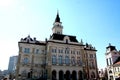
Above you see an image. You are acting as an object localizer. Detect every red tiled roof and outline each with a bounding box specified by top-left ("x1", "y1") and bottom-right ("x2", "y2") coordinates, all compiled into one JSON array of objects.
[{"x1": 114, "y1": 61, "x2": 120, "y2": 66}]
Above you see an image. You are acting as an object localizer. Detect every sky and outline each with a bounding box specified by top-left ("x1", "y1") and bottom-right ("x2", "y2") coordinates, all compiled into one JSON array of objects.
[{"x1": 0, "y1": 0, "x2": 120, "y2": 71}]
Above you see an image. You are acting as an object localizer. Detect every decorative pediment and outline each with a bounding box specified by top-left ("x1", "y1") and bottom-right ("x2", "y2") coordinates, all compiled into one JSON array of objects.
[{"x1": 64, "y1": 36, "x2": 70, "y2": 43}]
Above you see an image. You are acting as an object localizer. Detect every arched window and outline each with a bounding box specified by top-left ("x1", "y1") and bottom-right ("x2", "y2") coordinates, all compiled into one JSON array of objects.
[
  {"x1": 58, "y1": 56, "x2": 63, "y2": 65},
  {"x1": 52, "y1": 55, "x2": 56, "y2": 64},
  {"x1": 23, "y1": 57, "x2": 29, "y2": 64},
  {"x1": 65, "y1": 56, "x2": 69, "y2": 65},
  {"x1": 91, "y1": 72, "x2": 95, "y2": 78},
  {"x1": 109, "y1": 70, "x2": 112, "y2": 73}
]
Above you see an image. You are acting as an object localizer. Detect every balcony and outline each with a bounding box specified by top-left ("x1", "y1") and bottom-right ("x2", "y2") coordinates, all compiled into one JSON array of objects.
[{"x1": 51, "y1": 59, "x2": 83, "y2": 66}]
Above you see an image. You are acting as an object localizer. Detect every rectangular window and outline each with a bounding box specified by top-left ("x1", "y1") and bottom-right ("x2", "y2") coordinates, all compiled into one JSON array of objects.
[
  {"x1": 51, "y1": 48, "x2": 57, "y2": 53},
  {"x1": 52, "y1": 57, "x2": 56, "y2": 64},
  {"x1": 58, "y1": 49, "x2": 60, "y2": 53},
  {"x1": 76, "y1": 51, "x2": 80, "y2": 55},
  {"x1": 52, "y1": 49, "x2": 54, "y2": 53},
  {"x1": 90, "y1": 54, "x2": 93, "y2": 58},
  {"x1": 118, "y1": 68, "x2": 119, "y2": 72},
  {"x1": 24, "y1": 48, "x2": 30, "y2": 53},
  {"x1": 106, "y1": 59, "x2": 109, "y2": 66},
  {"x1": 35, "y1": 49, "x2": 39, "y2": 54},
  {"x1": 19, "y1": 47, "x2": 22, "y2": 52},
  {"x1": 42, "y1": 50, "x2": 44, "y2": 53},
  {"x1": 55, "y1": 49, "x2": 57, "y2": 53},
  {"x1": 109, "y1": 58, "x2": 112, "y2": 65},
  {"x1": 115, "y1": 67, "x2": 116, "y2": 72},
  {"x1": 61, "y1": 49, "x2": 63, "y2": 53}
]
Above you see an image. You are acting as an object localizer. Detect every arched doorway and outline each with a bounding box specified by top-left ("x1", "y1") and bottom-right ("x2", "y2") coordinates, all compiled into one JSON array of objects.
[
  {"x1": 27, "y1": 71, "x2": 32, "y2": 79},
  {"x1": 71, "y1": 70, "x2": 77, "y2": 80},
  {"x1": 91, "y1": 72, "x2": 95, "y2": 79},
  {"x1": 65, "y1": 70, "x2": 71, "y2": 80},
  {"x1": 59, "y1": 70, "x2": 64, "y2": 80},
  {"x1": 52, "y1": 70, "x2": 56, "y2": 80},
  {"x1": 78, "y1": 70, "x2": 83, "y2": 80}
]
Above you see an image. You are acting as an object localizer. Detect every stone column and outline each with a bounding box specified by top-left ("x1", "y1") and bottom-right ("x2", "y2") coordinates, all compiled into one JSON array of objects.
[
  {"x1": 56, "y1": 71, "x2": 59, "y2": 80},
  {"x1": 47, "y1": 66, "x2": 51, "y2": 80},
  {"x1": 77, "y1": 71, "x2": 78, "y2": 80}
]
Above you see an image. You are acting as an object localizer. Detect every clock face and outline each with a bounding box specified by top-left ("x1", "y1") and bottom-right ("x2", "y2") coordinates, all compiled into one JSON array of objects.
[{"x1": 107, "y1": 48, "x2": 110, "y2": 52}]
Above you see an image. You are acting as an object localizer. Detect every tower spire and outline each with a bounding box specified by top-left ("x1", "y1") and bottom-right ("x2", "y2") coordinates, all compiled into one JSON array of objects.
[{"x1": 55, "y1": 10, "x2": 60, "y2": 22}]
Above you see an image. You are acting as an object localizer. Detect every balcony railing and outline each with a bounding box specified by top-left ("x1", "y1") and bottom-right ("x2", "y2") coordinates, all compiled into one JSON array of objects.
[
  {"x1": 20, "y1": 62, "x2": 46, "y2": 67},
  {"x1": 52, "y1": 59, "x2": 83, "y2": 66},
  {"x1": 20, "y1": 59, "x2": 83, "y2": 67}
]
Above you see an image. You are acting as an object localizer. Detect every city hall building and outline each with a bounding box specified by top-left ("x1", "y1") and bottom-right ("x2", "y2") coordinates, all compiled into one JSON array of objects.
[{"x1": 16, "y1": 12, "x2": 98, "y2": 80}]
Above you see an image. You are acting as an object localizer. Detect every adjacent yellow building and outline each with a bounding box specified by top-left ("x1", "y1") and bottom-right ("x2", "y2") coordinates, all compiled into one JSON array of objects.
[{"x1": 113, "y1": 58, "x2": 120, "y2": 79}]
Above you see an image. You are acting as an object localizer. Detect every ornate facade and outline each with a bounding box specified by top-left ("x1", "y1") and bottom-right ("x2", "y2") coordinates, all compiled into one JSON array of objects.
[{"x1": 16, "y1": 12, "x2": 98, "y2": 80}]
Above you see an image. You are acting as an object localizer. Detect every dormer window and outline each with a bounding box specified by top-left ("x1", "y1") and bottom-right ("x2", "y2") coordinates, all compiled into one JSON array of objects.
[
  {"x1": 27, "y1": 39, "x2": 29, "y2": 43},
  {"x1": 66, "y1": 39, "x2": 68, "y2": 43},
  {"x1": 64, "y1": 36, "x2": 69, "y2": 43}
]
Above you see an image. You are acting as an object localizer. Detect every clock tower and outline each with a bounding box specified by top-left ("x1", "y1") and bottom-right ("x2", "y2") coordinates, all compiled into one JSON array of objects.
[
  {"x1": 105, "y1": 43, "x2": 120, "y2": 80},
  {"x1": 52, "y1": 12, "x2": 63, "y2": 34}
]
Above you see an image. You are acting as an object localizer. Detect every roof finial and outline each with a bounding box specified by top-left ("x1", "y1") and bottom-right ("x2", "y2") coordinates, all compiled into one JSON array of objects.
[
  {"x1": 57, "y1": 9, "x2": 59, "y2": 15},
  {"x1": 80, "y1": 39, "x2": 83, "y2": 44},
  {"x1": 28, "y1": 34, "x2": 30, "y2": 38},
  {"x1": 109, "y1": 43, "x2": 111, "y2": 46}
]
